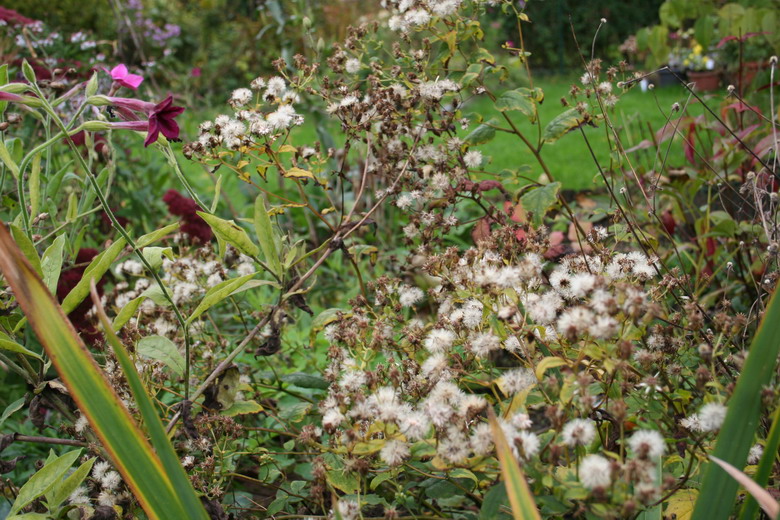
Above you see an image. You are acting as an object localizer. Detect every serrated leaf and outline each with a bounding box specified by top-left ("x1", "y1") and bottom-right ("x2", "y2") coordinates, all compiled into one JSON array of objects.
[
  {"x1": 197, "y1": 212, "x2": 260, "y2": 257},
  {"x1": 495, "y1": 90, "x2": 536, "y2": 122},
  {"x1": 327, "y1": 469, "x2": 360, "y2": 494},
  {"x1": 466, "y1": 119, "x2": 497, "y2": 145},
  {"x1": 520, "y1": 182, "x2": 561, "y2": 226},
  {"x1": 136, "y1": 336, "x2": 185, "y2": 377},
  {"x1": 543, "y1": 108, "x2": 587, "y2": 143}
]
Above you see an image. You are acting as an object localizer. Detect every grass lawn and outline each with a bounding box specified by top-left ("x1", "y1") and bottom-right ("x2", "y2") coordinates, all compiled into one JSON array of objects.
[{"x1": 466, "y1": 75, "x2": 709, "y2": 190}]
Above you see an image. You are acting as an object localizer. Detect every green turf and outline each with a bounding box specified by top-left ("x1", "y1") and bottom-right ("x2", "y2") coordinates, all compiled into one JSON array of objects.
[{"x1": 467, "y1": 75, "x2": 709, "y2": 190}]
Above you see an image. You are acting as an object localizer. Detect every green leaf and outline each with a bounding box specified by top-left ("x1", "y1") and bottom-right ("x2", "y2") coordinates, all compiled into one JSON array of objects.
[
  {"x1": 197, "y1": 212, "x2": 260, "y2": 257},
  {"x1": 136, "y1": 336, "x2": 185, "y2": 377},
  {"x1": 0, "y1": 223, "x2": 208, "y2": 520},
  {"x1": 136, "y1": 222, "x2": 180, "y2": 248},
  {"x1": 21, "y1": 60, "x2": 36, "y2": 85},
  {"x1": 370, "y1": 472, "x2": 395, "y2": 490},
  {"x1": 254, "y1": 196, "x2": 282, "y2": 277},
  {"x1": 692, "y1": 289, "x2": 780, "y2": 520},
  {"x1": 543, "y1": 108, "x2": 586, "y2": 143},
  {"x1": 465, "y1": 119, "x2": 497, "y2": 145},
  {"x1": 141, "y1": 247, "x2": 173, "y2": 271},
  {"x1": 0, "y1": 397, "x2": 26, "y2": 427},
  {"x1": 61, "y1": 238, "x2": 126, "y2": 315},
  {"x1": 694, "y1": 15, "x2": 716, "y2": 49},
  {"x1": 9, "y1": 449, "x2": 81, "y2": 516},
  {"x1": 741, "y1": 407, "x2": 780, "y2": 518},
  {"x1": 0, "y1": 137, "x2": 20, "y2": 179},
  {"x1": 461, "y1": 63, "x2": 482, "y2": 86},
  {"x1": 49, "y1": 457, "x2": 95, "y2": 509},
  {"x1": 0, "y1": 64, "x2": 9, "y2": 116},
  {"x1": 495, "y1": 90, "x2": 536, "y2": 122},
  {"x1": 480, "y1": 483, "x2": 512, "y2": 520},
  {"x1": 0, "y1": 331, "x2": 42, "y2": 360},
  {"x1": 327, "y1": 469, "x2": 360, "y2": 494},
  {"x1": 520, "y1": 182, "x2": 561, "y2": 226},
  {"x1": 186, "y1": 273, "x2": 257, "y2": 324},
  {"x1": 29, "y1": 154, "x2": 41, "y2": 219},
  {"x1": 280, "y1": 372, "x2": 329, "y2": 390},
  {"x1": 10, "y1": 224, "x2": 42, "y2": 278},
  {"x1": 488, "y1": 409, "x2": 541, "y2": 520},
  {"x1": 41, "y1": 235, "x2": 66, "y2": 294},
  {"x1": 112, "y1": 295, "x2": 145, "y2": 331}
]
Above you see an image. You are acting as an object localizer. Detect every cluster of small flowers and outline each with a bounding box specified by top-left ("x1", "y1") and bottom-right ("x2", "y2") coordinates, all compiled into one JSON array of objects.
[
  {"x1": 383, "y1": 0, "x2": 466, "y2": 31},
  {"x1": 68, "y1": 459, "x2": 131, "y2": 510},
  {"x1": 107, "y1": 246, "x2": 256, "y2": 339},
  {"x1": 186, "y1": 76, "x2": 303, "y2": 155}
]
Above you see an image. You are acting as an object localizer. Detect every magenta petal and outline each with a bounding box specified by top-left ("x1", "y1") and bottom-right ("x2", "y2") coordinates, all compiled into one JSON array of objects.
[
  {"x1": 158, "y1": 117, "x2": 180, "y2": 140},
  {"x1": 111, "y1": 64, "x2": 128, "y2": 80},
  {"x1": 123, "y1": 73, "x2": 144, "y2": 89},
  {"x1": 144, "y1": 119, "x2": 161, "y2": 147}
]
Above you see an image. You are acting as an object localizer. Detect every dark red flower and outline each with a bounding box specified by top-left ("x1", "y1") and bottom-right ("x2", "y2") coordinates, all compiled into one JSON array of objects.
[
  {"x1": 162, "y1": 189, "x2": 212, "y2": 243},
  {"x1": 145, "y1": 95, "x2": 185, "y2": 147},
  {"x1": 56, "y1": 248, "x2": 106, "y2": 345},
  {"x1": 163, "y1": 189, "x2": 199, "y2": 217}
]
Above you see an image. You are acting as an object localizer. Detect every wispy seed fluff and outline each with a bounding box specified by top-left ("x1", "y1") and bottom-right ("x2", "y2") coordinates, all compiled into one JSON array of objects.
[
  {"x1": 561, "y1": 418, "x2": 596, "y2": 447},
  {"x1": 628, "y1": 429, "x2": 666, "y2": 459},
  {"x1": 424, "y1": 328, "x2": 456, "y2": 353},
  {"x1": 499, "y1": 367, "x2": 536, "y2": 395},
  {"x1": 580, "y1": 454, "x2": 612, "y2": 489}
]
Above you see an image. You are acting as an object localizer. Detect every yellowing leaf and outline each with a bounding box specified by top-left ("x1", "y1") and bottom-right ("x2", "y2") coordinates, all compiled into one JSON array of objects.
[
  {"x1": 666, "y1": 489, "x2": 698, "y2": 520},
  {"x1": 535, "y1": 356, "x2": 568, "y2": 380},
  {"x1": 284, "y1": 167, "x2": 314, "y2": 179}
]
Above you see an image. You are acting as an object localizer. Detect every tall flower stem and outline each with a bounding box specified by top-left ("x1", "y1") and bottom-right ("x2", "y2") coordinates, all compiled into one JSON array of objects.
[{"x1": 32, "y1": 90, "x2": 195, "y2": 400}]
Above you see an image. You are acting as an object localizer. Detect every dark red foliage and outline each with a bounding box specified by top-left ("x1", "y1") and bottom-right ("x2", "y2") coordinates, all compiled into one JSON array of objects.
[
  {"x1": 162, "y1": 189, "x2": 213, "y2": 243},
  {"x1": 56, "y1": 248, "x2": 105, "y2": 345},
  {"x1": 0, "y1": 7, "x2": 36, "y2": 25}
]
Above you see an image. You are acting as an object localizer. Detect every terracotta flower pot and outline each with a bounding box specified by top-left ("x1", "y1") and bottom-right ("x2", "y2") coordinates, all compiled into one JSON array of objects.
[{"x1": 688, "y1": 70, "x2": 720, "y2": 92}]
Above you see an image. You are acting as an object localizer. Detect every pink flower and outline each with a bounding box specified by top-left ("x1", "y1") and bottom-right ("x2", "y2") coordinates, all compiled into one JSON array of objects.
[
  {"x1": 190, "y1": 67, "x2": 202, "y2": 77},
  {"x1": 108, "y1": 64, "x2": 144, "y2": 90},
  {"x1": 145, "y1": 95, "x2": 185, "y2": 146}
]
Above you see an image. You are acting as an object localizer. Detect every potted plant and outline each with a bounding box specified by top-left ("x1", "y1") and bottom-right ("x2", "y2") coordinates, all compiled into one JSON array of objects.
[
  {"x1": 685, "y1": 42, "x2": 719, "y2": 92},
  {"x1": 717, "y1": 33, "x2": 769, "y2": 94}
]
